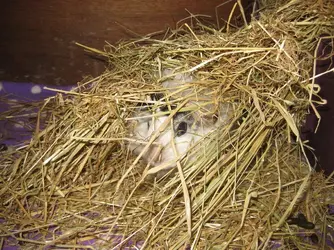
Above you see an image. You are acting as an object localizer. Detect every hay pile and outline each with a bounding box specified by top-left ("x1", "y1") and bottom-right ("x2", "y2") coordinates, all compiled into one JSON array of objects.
[{"x1": 1, "y1": 0, "x2": 334, "y2": 249}]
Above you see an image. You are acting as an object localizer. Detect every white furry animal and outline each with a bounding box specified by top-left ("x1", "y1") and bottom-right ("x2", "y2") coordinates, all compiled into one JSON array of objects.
[{"x1": 128, "y1": 70, "x2": 232, "y2": 177}]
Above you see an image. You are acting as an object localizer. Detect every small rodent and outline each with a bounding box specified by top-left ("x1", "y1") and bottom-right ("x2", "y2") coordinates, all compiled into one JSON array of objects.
[{"x1": 128, "y1": 70, "x2": 233, "y2": 178}]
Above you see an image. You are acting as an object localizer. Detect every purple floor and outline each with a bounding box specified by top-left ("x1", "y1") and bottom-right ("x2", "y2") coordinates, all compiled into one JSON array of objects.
[{"x1": 0, "y1": 81, "x2": 74, "y2": 147}]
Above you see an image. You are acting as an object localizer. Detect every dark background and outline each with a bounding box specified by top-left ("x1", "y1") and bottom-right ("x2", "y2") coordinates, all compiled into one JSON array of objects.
[{"x1": 0, "y1": 0, "x2": 247, "y2": 85}]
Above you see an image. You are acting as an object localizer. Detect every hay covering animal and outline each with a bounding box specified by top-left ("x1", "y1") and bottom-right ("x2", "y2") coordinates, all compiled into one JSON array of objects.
[{"x1": 128, "y1": 70, "x2": 233, "y2": 177}]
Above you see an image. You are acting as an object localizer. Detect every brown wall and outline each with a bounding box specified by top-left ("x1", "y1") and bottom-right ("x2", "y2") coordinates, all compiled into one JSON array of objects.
[{"x1": 0, "y1": 0, "x2": 248, "y2": 85}]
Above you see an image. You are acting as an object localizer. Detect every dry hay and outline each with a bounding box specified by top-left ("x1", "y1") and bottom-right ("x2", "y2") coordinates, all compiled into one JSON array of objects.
[{"x1": 1, "y1": 0, "x2": 334, "y2": 249}]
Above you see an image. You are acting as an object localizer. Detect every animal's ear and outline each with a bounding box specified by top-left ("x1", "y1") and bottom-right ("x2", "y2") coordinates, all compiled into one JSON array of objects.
[
  {"x1": 200, "y1": 113, "x2": 219, "y2": 124},
  {"x1": 192, "y1": 103, "x2": 221, "y2": 124},
  {"x1": 210, "y1": 102, "x2": 235, "y2": 126},
  {"x1": 219, "y1": 102, "x2": 234, "y2": 116},
  {"x1": 191, "y1": 111, "x2": 218, "y2": 126}
]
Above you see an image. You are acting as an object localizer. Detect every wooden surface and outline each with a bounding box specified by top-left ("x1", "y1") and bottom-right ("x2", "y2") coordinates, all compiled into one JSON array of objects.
[{"x1": 0, "y1": 0, "x2": 248, "y2": 85}]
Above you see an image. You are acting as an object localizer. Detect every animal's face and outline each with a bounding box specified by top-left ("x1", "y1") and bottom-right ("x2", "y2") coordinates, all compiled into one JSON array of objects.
[
  {"x1": 127, "y1": 69, "x2": 232, "y2": 176},
  {"x1": 128, "y1": 108, "x2": 218, "y2": 173}
]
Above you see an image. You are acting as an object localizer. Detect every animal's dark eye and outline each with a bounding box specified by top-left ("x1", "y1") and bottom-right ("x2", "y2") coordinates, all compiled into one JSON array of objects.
[{"x1": 176, "y1": 122, "x2": 187, "y2": 137}]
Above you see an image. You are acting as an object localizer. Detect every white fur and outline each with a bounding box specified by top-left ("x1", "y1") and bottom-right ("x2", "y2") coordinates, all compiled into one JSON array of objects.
[
  {"x1": 128, "y1": 114, "x2": 218, "y2": 173},
  {"x1": 128, "y1": 70, "x2": 232, "y2": 176}
]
